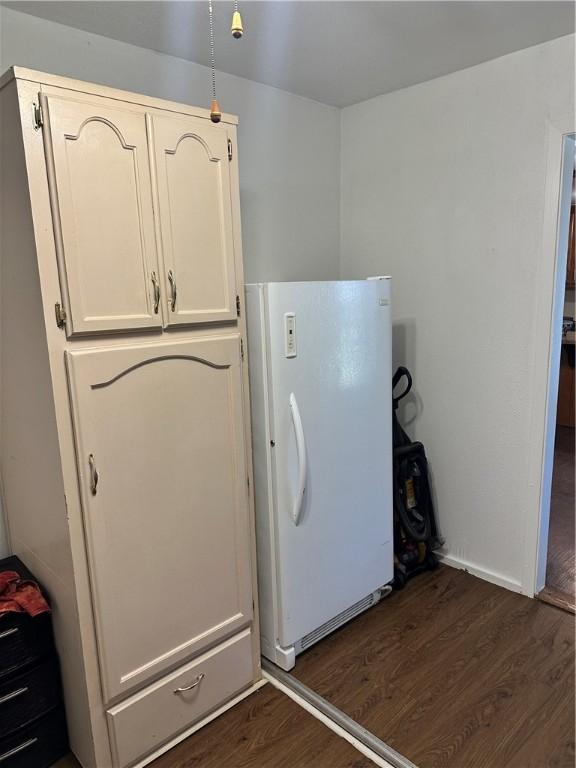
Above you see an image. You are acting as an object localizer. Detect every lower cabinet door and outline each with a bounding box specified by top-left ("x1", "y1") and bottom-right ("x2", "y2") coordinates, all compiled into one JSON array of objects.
[
  {"x1": 66, "y1": 336, "x2": 253, "y2": 701},
  {"x1": 107, "y1": 629, "x2": 253, "y2": 767}
]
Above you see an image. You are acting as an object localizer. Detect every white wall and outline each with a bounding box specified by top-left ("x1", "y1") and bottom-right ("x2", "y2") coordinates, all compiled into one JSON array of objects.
[
  {"x1": 0, "y1": 7, "x2": 341, "y2": 558},
  {"x1": 340, "y1": 35, "x2": 575, "y2": 593}
]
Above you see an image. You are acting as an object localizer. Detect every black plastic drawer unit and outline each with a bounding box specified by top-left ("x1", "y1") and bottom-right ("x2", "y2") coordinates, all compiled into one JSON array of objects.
[
  {"x1": 0, "y1": 707, "x2": 68, "y2": 768},
  {"x1": 0, "y1": 556, "x2": 68, "y2": 767},
  {"x1": 0, "y1": 660, "x2": 63, "y2": 740},
  {"x1": 0, "y1": 614, "x2": 54, "y2": 682}
]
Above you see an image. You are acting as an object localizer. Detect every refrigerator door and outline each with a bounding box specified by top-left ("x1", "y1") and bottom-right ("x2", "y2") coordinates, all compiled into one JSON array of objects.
[{"x1": 265, "y1": 280, "x2": 393, "y2": 648}]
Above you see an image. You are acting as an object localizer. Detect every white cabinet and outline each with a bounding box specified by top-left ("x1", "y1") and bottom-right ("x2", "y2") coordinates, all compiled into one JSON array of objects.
[
  {"x1": 40, "y1": 91, "x2": 240, "y2": 336},
  {"x1": 41, "y1": 91, "x2": 162, "y2": 335},
  {"x1": 150, "y1": 113, "x2": 238, "y2": 326},
  {"x1": 66, "y1": 336, "x2": 253, "y2": 700},
  {"x1": 0, "y1": 68, "x2": 259, "y2": 768}
]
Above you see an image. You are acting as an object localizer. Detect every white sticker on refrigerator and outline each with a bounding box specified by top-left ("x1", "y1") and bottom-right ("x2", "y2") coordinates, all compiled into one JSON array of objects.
[{"x1": 284, "y1": 312, "x2": 297, "y2": 358}]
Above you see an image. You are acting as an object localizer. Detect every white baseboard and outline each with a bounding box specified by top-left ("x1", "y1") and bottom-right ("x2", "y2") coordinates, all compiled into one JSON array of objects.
[{"x1": 438, "y1": 552, "x2": 524, "y2": 595}]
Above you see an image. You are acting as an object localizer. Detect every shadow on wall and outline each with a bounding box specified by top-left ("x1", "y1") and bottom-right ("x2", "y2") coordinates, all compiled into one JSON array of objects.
[
  {"x1": 0, "y1": 504, "x2": 7, "y2": 559},
  {"x1": 392, "y1": 319, "x2": 421, "y2": 429},
  {"x1": 392, "y1": 319, "x2": 445, "y2": 545}
]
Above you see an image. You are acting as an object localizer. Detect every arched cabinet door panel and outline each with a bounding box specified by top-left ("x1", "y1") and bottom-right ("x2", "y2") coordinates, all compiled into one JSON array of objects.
[
  {"x1": 65, "y1": 336, "x2": 253, "y2": 702},
  {"x1": 150, "y1": 114, "x2": 238, "y2": 326},
  {"x1": 40, "y1": 91, "x2": 162, "y2": 335}
]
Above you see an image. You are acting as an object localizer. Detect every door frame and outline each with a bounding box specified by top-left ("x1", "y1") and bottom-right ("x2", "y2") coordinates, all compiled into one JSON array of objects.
[{"x1": 523, "y1": 121, "x2": 575, "y2": 597}]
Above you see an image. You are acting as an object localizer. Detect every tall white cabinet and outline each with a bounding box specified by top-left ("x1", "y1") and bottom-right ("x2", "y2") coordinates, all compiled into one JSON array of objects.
[{"x1": 0, "y1": 68, "x2": 261, "y2": 768}]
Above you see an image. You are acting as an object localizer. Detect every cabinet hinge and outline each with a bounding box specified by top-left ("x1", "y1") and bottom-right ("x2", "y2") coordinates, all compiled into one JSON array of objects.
[
  {"x1": 33, "y1": 102, "x2": 44, "y2": 130},
  {"x1": 54, "y1": 302, "x2": 67, "y2": 329},
  {"x1": 227, "y1": 138, "x2": 233, "y2": 161},
  {"x1": 240, "y1": 339, "x2": 245, "y2": 360},
  {"x1": 236, "y1": 294, "x2": 241, "y2": 317}
]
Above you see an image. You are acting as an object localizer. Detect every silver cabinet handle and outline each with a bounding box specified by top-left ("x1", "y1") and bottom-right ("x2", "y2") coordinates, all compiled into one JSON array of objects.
[
  {"x1": 0, "y1": 627, "x2": 19, "y2": 640},
  {"x1": 168, "y1": 270, "x2": 177, "y2": 312},
  {"x1": 174, "y1": 672, "x2": 204, "y2": 694},
  {"x1": 88, "y1": 454, "x2": 98, "y2": 495},
  {"x1": 151, "y1": 271, "x2": 160, "y2": 314},
  {"x1": 0, "y1": 738, "x2": 38, "y2": 763},
  {"x1": 0, "y1": 687, "x2": 28, "y2": 706}
]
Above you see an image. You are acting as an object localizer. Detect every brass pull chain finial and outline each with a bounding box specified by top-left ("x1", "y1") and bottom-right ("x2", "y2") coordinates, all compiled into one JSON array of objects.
[
  {"x1": 208, "y1": 0, "x2": 221, "y2": 123},
  {"x1": 231, "y1": 0, "x2": 243, "y2": 39}
]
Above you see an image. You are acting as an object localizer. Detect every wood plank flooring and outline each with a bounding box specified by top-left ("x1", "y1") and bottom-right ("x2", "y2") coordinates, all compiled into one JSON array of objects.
[
  {"x1": 149, "y1": 685, "x2": 374, "y2": 768},
  {"x1": 541, "y1": 426, "x2": 575, "y2": 611},
  {"x1": 291, "y1": 566, "x2": 575, "y2": 768},
  {"x1": 54, "y1": 685, "x2": 374, "y2": 768}
]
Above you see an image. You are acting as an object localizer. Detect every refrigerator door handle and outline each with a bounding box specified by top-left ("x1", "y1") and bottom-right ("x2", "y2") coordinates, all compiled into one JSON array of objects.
[{"x1": 289, "y1": 393, "x2": 307, "y2": 526}]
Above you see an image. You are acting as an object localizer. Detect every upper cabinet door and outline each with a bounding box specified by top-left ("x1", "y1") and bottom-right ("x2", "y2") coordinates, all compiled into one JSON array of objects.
[
  {"x1": 41, "y1": 91, "x2": 162, "y2": 335},
  {"x1": 150, "y1": 114, "x2": 238, "y2": 326}
]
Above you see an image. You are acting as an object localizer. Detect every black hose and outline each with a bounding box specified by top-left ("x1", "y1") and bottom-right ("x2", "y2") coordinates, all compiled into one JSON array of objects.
[{"x1": 392, "y1": 366, "x2": 412, "y2": 409}]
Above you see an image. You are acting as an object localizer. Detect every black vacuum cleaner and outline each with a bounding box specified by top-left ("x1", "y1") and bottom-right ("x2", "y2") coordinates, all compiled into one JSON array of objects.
[{"x1": 391, "y1": 366, "x2": 441, "y2": 588}]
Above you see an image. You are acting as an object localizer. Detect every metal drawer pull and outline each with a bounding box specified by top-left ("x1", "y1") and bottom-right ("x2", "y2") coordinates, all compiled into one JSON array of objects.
[
  {"x1": 0, "y1": 738, "x2": 38, "y2": 763},
  {"x1": 168, "y1": 270, "x2": 177, "y2": 312},
  {"x1": 0, "y1": 627, "x2": 19, "y2": 640},
  {"x1": 174, "y1": 673, "x2": 205, "y2": 694},
  {"x1": 0, "y1": 687, "x2": 28, "y2": 706},
  {"x1": 151, "y1": 271, "x2": 160, "y2": 314},
  {"x1": 88, "y1": 454, "x2": 98, "y2": 495}
]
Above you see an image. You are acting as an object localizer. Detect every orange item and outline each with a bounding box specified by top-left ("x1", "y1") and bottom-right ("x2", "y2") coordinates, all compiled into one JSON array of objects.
[{"x1": 0, "y1": 569, "x2": 51, "y2": 617}]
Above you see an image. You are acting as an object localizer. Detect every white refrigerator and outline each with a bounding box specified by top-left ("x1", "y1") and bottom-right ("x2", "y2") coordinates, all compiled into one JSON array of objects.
[{"x1": 245, "y1": 279, "x2": 393, "y2": 670}]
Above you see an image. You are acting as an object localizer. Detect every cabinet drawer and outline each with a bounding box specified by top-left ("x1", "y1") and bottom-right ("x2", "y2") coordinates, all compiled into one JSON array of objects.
[
  {"x1": 107, "y1": 629, "x2": 253, "y2": 767},
  {"x1": 0, "y1": 614, "x2": 54, "y2": 680},
  {"x1": 0, "y1": 706, "x2": 68, "y2": 768},
  {"x1": 0, "y1": 658, "x2": 62, "y2": 739}
]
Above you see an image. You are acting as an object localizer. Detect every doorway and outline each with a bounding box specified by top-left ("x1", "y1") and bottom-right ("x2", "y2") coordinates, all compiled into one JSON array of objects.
[{"x1": 539, "y1": 158, "x2": 576, "y2": 613}]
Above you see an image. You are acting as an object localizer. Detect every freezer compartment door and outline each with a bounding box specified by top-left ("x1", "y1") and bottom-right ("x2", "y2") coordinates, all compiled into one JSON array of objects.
[{"x1": 266, "y1": 281, "x2": 393, "y2": 648}]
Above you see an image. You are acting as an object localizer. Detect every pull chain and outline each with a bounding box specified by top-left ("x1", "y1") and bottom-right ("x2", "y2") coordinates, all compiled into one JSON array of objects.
[
  {"x1": 231, "y1": 0, "x2": 243, "y2": 38},
  {"x1": 208, "y1": 0, "x2": 221, "y2": 123}
]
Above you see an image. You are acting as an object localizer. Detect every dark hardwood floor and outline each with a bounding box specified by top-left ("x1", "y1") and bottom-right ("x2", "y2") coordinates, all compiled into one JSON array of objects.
[
  {"x1": 54, "y1": 565, "x2": 575, "y2": 768},
  {"x1": 151, "y1": 685, "x2": 374, "y2": 768},
  {"x1": 55, "y1": 686, "x2": 373, "y2": 768},
  {"x1": 541, "y1": 426, "x2": 575, "y2": 612},
  {"x1": 291, "y1": 565, "x2": 575, "y2": 768}
]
